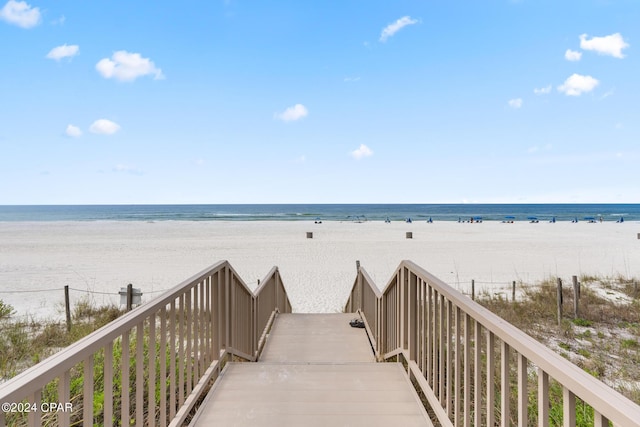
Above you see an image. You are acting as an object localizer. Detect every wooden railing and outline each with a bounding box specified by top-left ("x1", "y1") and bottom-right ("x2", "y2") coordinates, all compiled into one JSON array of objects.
[
  {"x1": 346, "y1": 260, "x2": 640, "y2": 427},
  {"x1": 0, "y1": 261, "x2": 291, "y2": 427}
]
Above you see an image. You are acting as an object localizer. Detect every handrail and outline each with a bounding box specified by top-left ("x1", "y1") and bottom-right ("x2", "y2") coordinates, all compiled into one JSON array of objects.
[
  {"x1": 0, "y1": 260, "x2": 291, "y2": 427},
  {"x1": 346, "y1": 260, "x2": 640, "y2": 427}
]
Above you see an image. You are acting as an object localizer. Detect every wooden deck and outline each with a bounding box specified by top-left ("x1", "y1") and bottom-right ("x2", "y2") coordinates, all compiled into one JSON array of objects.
[{"x1": 190, "y1": 313, "x2": 432, "y2": 426}]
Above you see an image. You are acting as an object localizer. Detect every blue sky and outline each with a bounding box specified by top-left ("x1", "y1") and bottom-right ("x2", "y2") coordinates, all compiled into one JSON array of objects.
[{"x1": 1, "y1": 0, "x2": 638, "y2": 204}]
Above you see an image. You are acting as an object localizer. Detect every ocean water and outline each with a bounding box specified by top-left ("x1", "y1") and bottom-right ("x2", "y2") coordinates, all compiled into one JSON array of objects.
[{"x1": 0, "y1": 204, "x2": 638, "y2": 222}]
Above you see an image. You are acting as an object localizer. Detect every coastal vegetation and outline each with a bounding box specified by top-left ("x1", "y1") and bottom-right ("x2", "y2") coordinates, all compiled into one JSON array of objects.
[{"x1": 476, "y1": 274, "x2": 640, "y2": 426}]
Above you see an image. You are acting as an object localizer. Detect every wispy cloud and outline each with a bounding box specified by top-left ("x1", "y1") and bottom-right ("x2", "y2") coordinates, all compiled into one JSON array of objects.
[
  {"x1": 508, "y1": 98, "x2": 523, "y2": 109},
  {"x1": 293, "y1": 155, "x2": 306, "y2": 163},
  {"x1": 65, "y1": 124, "x2": 82, "y2": 138},
  {"x1": 0, "y1": 0, "x2": 40, "y2": 28},
  {"x1": 89, "y1": 119, "x2": 121, "y2": 135},
  {"x1": 46, "y1": 44, "x2": 79, "y2": 61},
  {"x1": 579, "y1": 33, "x2": 629, "y2": 58},
  {"x1": 350, "y1": 144, "x2": 373, "y2": 160},
  {"x1": 527, "y1": 144, "x2": 552, "y2": 154},
  {"x1": 343, "y1": 76, "x2": 360, "y2": 82},
  {"x1": 533, "y1": 85, "x2": 552, "y2": 95},
  {"x1": 564, "y1": 49, "x2": 582, "y2": 61},
  {"x1": 96, "y1": 51, "x2": 164, "y2": 82},
  {"x1": 113, "y1": 164, "x2": 144, "y2": 175},
  {"x1": 601, "y1": 88, "x2": 615, "y2": 99},
  {"x1": 558, "y1": 74, "x2": 599, "y2": 96},
  {"x1": 274, "y1": 104, "x2": 308, "y2": 122},
  {"x1": 379, "y1": 16, "x2": 418, "y2": 42}
]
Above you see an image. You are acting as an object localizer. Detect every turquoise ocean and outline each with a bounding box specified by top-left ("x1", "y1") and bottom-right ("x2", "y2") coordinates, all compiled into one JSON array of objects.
[{"x1": 0, "y1": 204, "x2": 638, "y2": 222}]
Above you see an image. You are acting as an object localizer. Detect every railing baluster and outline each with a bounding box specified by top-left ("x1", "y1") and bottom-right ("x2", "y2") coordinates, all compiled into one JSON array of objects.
[
  {"x1": 464, "y1": 313, "x2": 471, "y2": 427},
  {"x1": 58, "y1": 369, "x2": 71, "y2": 426},
  {"x1": 432, "y1": 287, "x2": 438, "y2": 391},
  {"x1": 122, "y1": 330, "x2": 130, "y2": 427},
  {"x1": 487, "y1": 331, "x2": 495, "y2": 427},
  {"x1": 80, "y1": 357, "x2": 92, "y2": 426},
  {"x1": 169, "y1": 300, "x2": 176, "y2": 420},
  {"x1": 178, "y1": 294, "x2": 185, "y2": 407},
  {"x1": 136, "y1": 321, "x2": 144, "y2": 426},
  {"x1": 160, "y1": 306, "x2": 167, "y2": 427},
  {"x1": 149, "y1": 313, "x2": 157, "y2": 427},
  {"x1": 593, "y1": 410, "x2": 609, "y2": 427},
  {"x1": 563, "y1": 387, "x2": 576, "y2": 427},
  {"x1": 439, "y1": 292, "x2": 445, "y2": 404},
  {"x1": 426, "y1": 284, "x2": 432, "y2": 384},
  {"x1": 27, "y1": 389, "x2": 40, "y2": 427},
  {"x1": 455, "y1": 305, "x2": 461, "y2": 426},
  {"x1": 501, "y1": 341, "x2": 510, "y2": 427},
  {"x1": 104, "y1": 343, "x2": 113, "y2": 427},
  {"x1": 205, "y1": 276, "x2": 211, "y2": 364},
  {"x1": 518, "y1": 353, "x2": 528, "y2": 427},
  {"x1": 186, "y1": 289, "x2": 192, "y2": 395},
  {"x1": 200, "y1": 280, "x2": 205, "y2": 373},
  {"x1": 193, "y1": 283, "x2": 199, "y2": 382},
  {"x1": 538, "y1": 368, "x2": 549, "y2": 427},
  {"x1": 447, "y1": 300, "x2": 452, "y2": 418},
  {"x1": 474, "y1": 321, "x2": 482, "y2": 427}
]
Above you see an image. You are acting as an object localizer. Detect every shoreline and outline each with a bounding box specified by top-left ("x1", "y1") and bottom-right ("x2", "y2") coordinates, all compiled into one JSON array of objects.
[{"x1": 1, "y1": 220, "x2": 638, "y2": 317}]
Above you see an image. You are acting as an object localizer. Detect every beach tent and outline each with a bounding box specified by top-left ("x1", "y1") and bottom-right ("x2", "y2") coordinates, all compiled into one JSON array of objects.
[
  {"x1": 527, "y1": 216, "x2": 539, "y2": 223},
  {"x1": 503, "y1": 216, "x2": 515, "y2": 223}
]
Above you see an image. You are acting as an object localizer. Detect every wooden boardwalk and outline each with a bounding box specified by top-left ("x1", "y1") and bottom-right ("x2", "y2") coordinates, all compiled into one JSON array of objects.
[{"x1": 190, "y1": 313, "x2": 432, "y2": 426}]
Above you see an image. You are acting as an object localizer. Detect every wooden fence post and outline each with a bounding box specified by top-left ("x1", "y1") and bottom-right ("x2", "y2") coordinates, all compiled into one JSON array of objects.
[
  {"x1": 64, "y1": 285, "x2": 71, "y2": 332},
  {"x1": 127, "y1": 283, "x2": 133, "y2": 312},
  {"x1": 472, "y1": 280, "x2": 475, "y2": 301},
  {"x1": 512, "y1": 281, "x2": 516, "y2": 302},
  {"x1": 557, "y1": 278, "x2": 563, "y2": 326},
  {"x1": 572, "y1": 276, "x2": 579, "y2": 318}
]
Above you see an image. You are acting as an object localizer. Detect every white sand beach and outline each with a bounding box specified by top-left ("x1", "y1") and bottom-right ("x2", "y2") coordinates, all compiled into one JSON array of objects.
[{"x1": 0, "y1": 220, "x2": 638, "y2": 318}]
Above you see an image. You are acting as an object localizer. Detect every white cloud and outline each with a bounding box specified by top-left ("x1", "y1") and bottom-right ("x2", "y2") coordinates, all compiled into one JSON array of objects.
[
  {"x1": 274, "y1": 104, "x2": 308, "y2": 122},
  {"x1": 89, "y1": 119, "x2": 120, "y2": 135},
  {"x1": 379, "y1": 16, "x2": 418, "y2": 42},
  {"x1": 557, "y1": 74, "x2": 599, "y2": 96},
  {"x1": 46, "y1": 44, "x2": 79, "y2": 61},
  {"x1": 293, "y1": 155, "x2": 306, "y2": 163},
  {"x1": 113, "y1": 164, "x2": 143, "y2": 175},
  {"x1": 564, "y1": 49, "x2": 582, "y2": 61},
  {"x1": 508, "y1": 98, "x2": 523, "y2": 109},
  {"x1": 0, "y1": 0, "x2": 40, "y2": 28},
  {"x1": 601, "y1": 88, "x2": 615, "y2": 99},
  {"x1": 344, "y1": 76, "x2": 361, "y2": 82},
  {"x1": 350, "y1": 144, "x2": 373, "y2": 160},
  {"x1": 65, "y1": 124, "x2": 82, "y2": 137},
  {"x1": 51, "y1": 15, "x2": 65, "y2": 25},
  {"x1": 534, "y1": 85, "x2": 552, "y2": 95},
  {"x1": 96, "y1": 51, "x2": 164, "y2": 82},
  {"x1": 579, "y1": 33, "x2": 629, "y2": 58}
]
